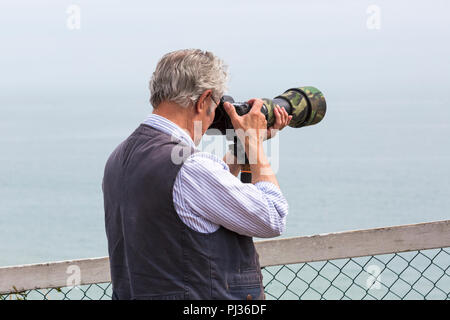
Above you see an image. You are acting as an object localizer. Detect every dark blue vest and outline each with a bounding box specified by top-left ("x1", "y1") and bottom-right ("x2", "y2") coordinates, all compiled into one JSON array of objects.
[{"x1": 103, "y1": 124, "x2": 264, "y2": 300}]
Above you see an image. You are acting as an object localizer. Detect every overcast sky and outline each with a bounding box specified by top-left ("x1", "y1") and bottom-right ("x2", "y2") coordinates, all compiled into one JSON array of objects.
[{"x1": 0, "y1": 0, "x2": 449, "y2": 105}]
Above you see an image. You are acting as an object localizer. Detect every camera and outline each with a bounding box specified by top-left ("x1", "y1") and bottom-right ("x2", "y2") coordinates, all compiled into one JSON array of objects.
[{"x1": 207, "y1": 86, "x2": 326, "y2": 135}]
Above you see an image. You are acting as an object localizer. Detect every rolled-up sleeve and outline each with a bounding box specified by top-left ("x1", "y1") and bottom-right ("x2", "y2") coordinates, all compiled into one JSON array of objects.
[{"x1": 177, "y1": 152, "x2": 288, "y2": 238}]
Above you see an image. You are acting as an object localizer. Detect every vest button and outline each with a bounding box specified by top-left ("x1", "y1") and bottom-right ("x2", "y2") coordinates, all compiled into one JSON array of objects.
[{"x1": 246, "y1": 294, "x2": 252, "y2": 300}]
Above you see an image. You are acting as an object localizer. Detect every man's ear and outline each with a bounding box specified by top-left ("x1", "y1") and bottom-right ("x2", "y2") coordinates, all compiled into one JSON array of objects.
[{"x1": 195, "y1": 90, "x2": 213, "y2": 114}]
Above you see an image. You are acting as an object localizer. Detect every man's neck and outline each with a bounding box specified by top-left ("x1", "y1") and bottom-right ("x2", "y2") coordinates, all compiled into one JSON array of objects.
[{"x1": 152, "y1": 102, "x2": 195, "y2": 141}]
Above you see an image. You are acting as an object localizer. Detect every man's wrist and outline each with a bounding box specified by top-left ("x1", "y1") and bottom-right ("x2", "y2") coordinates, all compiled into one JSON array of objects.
[{"x1": 246, "y1": 140, "x2": 265, "y2": 165}]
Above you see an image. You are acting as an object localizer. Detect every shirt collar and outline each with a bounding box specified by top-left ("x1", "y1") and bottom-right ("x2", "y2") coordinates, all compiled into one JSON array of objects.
[{"x1": 142, "y1": 113, "x2": 196, "y2": 148}]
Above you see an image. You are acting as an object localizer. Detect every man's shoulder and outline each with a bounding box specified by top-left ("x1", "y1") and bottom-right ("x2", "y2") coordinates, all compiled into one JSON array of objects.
[{"x1": 182, "y1": 152, "x2": 229, "y2": 172}]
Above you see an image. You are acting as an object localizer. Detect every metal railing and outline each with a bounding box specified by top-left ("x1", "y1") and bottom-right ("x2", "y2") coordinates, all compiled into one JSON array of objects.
[{"x1": 1, "y1": 220, "x2": 449, "y2": 300}]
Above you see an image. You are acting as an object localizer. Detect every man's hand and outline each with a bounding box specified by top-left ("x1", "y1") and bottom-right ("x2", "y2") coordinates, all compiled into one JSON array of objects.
[
  {"x1": 223, "y1": 99, "x2": 280, "y2": 187},
  {"x1": 266, "y1": 105, "x2": 292, "y2": 140},
  {"x1": 223, "y1": 99, "x2": 267, "y2": 150}
]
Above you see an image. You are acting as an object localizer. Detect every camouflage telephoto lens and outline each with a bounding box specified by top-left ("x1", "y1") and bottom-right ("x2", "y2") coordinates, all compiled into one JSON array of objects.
[
  {"x1": 263, "y1": 86, "x2": 326, "y2": 129},
  {"x1": 207, "y1": 86, "x2": 326, "y2": 135}
]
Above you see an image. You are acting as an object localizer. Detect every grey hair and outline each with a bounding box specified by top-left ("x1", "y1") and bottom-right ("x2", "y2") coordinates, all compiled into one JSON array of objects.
[{"x1": 149, "y1": 49, "x2": 228, "y2": 108}]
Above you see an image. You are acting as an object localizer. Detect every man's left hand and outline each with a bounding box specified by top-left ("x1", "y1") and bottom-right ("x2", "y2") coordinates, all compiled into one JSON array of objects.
[{"x1": 265, "y1": 105, "x2": 292, "y2": 140}]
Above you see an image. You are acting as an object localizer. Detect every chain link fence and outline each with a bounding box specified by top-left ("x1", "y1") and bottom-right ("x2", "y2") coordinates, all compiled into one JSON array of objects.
[
  {"x1": 1, "y1": 247, "x2": 449, "y2": 300},
  {"x1": 263, "y1": 247, "x2": 449, "y2": 300}
]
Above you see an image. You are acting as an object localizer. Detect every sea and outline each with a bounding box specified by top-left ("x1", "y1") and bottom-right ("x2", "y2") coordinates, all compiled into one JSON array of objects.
[{"x1": 1, "y1": 98, "x2": 449, "y2": 267}]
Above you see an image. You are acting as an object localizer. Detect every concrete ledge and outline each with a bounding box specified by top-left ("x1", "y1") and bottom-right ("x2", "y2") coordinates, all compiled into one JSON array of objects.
[{"x1": 1, "y1": 220, "x2": 449, "y2": 294}]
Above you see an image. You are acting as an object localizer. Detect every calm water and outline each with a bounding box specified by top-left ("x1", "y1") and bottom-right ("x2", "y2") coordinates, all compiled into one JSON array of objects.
[{"x1": 1, "y1": 98, "x2": 449, "y2": 267}]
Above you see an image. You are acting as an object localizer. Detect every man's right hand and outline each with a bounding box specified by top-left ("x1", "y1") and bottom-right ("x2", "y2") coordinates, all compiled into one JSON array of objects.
[
  {"x1": 223, "y1": 99, "x2": 267, "y2": 152},
  {"x1": 223, "y1": 99, "x2": 280, "y2": 187}
]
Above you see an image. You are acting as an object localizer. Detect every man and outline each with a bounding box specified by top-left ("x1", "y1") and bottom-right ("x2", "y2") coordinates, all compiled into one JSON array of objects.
[{"x1": 103, "y1": 49, "x2": 291, "y2": 300}]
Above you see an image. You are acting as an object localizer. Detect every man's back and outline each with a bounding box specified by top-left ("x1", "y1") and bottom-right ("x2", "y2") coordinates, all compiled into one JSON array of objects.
[{"x1": 103, "y1": 124, "x2": 264, "y2": 300}]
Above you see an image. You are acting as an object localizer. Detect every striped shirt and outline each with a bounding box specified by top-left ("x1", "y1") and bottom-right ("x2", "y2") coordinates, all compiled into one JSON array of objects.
[{"x1": 142, "y1": 114, "x2": 289, "y2": 238}]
